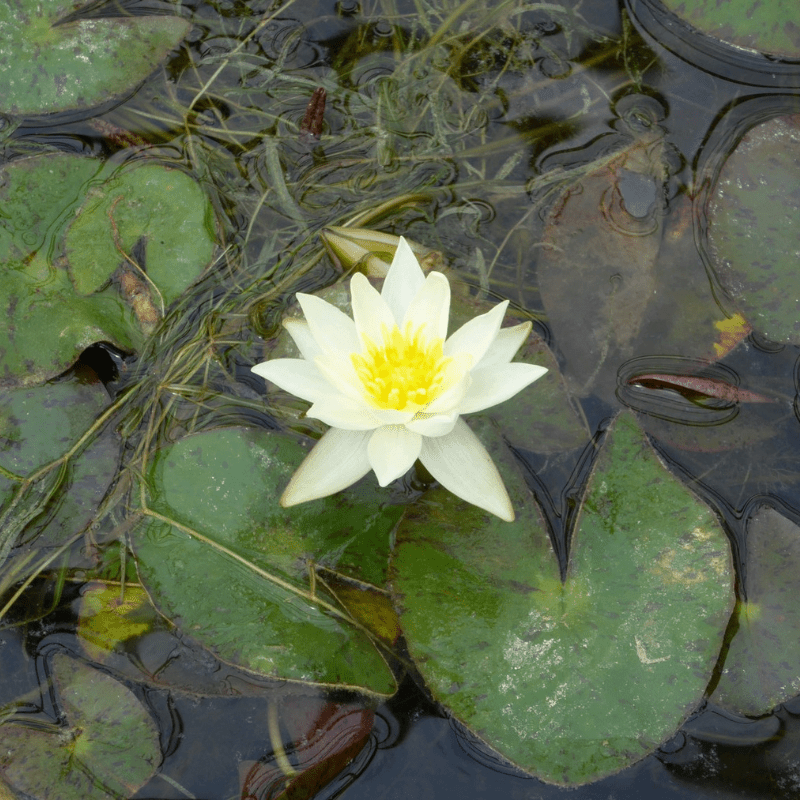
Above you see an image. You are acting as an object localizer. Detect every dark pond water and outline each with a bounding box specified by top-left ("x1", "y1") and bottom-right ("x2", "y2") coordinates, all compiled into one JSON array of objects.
[{"x1": 2, "y1": 0, "x2": 800, "y2": 798}]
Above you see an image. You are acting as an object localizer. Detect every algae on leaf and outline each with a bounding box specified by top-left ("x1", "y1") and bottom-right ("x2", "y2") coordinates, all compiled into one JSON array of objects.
[
  {"x1": 0, "y1": 153, "x2": 219, "y2": 386},
  {"x1": 0, "y1": 153, "x2": 138, "y2": 387},
  {"x1": 0, "y1": 372, "x2": 121, "y2": 556},
  {"x1": 392, "y1": 412, "x2": 734, "y2": 786},
  {"x1": 0, "y1": 0, "x2": 190, "y2": 116}
]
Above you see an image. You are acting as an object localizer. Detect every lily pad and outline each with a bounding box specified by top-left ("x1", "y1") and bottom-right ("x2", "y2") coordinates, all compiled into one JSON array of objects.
[
  {"x1": 712, "y1": 505, "x2": 800, "y2": 716},
  {"x1": 537, "y1": 133, "x2": 664, "y2": 399},
  {"x1": 0, "y1": 374, "x2": 109, "y2": 499},
  {"x1": 449, "y1": 286, "x2": 589, "y2": 453},
  {"x1": 240, "y1": 700, "x2": 374, "y2": 800},
  {"x1": 65, "y1": 162, "x2": 217, "y2": 306},
  {"x1": 0, "y1": 153, "x2": 219, "y2": 386},
  {"x1": 705, "y1": 115, "x2": 800, "y2": 344},
  {"x1": 0, "y1": 154, "x2": 142, "y2": 386},
  {"x1": 539, "y1": 139, "x2": 751, "y2": 402},
  {"x1": 657, "y1": 0, "x2": 800, "y2": 60},
  {"x1": 392, "y1": 412, "x2": 734, "y2": 785},
  {"x1": 0, "y1": 0, "x2": 190, "y2": 116},
  {"x1": 0, "y1": 369, "x2": 120, "y2": 554},
  {"x1": 0, "y1": 653, "x2": 160, "y2": 799},
  {"x1": 0, "y1": 152, "x2": 101, "y2": 265},
  {"x1": 78, "y1": 583, "x2": 155, "y2": 665},
  {"x1": 131, "y1": 426, "x2": 399, "y2": 694}
]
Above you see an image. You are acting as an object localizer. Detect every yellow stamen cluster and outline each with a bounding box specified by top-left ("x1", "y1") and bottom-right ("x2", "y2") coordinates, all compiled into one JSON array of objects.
[{"x1": 352, "y1": 322, "x2": 451, "y2": 410}]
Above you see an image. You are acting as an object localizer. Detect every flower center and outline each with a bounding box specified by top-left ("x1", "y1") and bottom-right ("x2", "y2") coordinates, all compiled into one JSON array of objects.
[{"x1": 351, "y1": 322, "x2": 451, "y2": 410}]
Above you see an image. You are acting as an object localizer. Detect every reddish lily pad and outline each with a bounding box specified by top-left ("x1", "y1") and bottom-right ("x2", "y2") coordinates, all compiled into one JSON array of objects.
[
  {"x1": 240, "y1": 699, "x2": 374, "y2": 800},
  {"x1": 537, "y1": 133, "x2": 663, "y2": 399}
]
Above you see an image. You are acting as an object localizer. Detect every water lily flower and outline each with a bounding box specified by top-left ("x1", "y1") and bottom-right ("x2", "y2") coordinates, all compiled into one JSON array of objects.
[{"x1": 252, "y1": 237, "x2": 547, "y2": 520}]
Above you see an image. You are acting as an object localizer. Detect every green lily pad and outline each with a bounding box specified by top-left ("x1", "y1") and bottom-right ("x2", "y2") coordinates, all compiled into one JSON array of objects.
[
  {"x1": 0, "y1": 153, "x2": 218, "y2": 386},
  {"x1": 0, "y1": 374, "x2": 109, "y2": 494},
  {"x1": 0, "y1": 262, "x2": 141, "y2": 388},
  {"x1": 0, "y1": 654, "x2": 160, "y2": 799},
  {"x1": 659, "y1": 0, "x2": 800, "y2": 60},
  {"x1": 392, "y1": 412, "x2": 734, "y2": 786},
  {"x1": 712, "y1": 505, "x2": 800, "y2": 716},
  {"x1": 0, "y1": 0, "x2": 190, "y2": 116},
  {"x1": 0, "y1": 152, "x2": 101, "y2": 265},
  {"x1": 131, "y1": 426, "x2": 399, "y2": 694},
  {"x1": 65, "y1": 162, "x2": 217, "y2": 306},
  {"x1": 705, "y1": 115, "x2": 800, "y2": 344},
  {"x1": 0, "y1": 370, "x2": 120, "y2": 554},
  {"x1": 0, "y1": 154, "x2": 143, "y2": 386}
]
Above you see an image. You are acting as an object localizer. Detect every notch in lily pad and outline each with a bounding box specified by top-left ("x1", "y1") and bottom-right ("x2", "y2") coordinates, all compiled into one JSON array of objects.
[
  {"x1": 65, "y1": 161, "x2": 218, "y2": 310},
  {"x1": 0, "y1": 152, "x2": 218, "y2": 387}
]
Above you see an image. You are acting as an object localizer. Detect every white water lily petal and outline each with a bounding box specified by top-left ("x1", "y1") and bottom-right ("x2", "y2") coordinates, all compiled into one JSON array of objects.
[
  {"x1": 381, "y1": 237, "x2": 425, "y2": 323},
  {"x1": 405, "y1": 410, "x2": 459, "y2": 438},
  {"x1": 444, "y1": 300, "x2": 509, "y2": 364},
  {"x1": 419, "y1": 418, "x2": 514, "y2": 521},
  {"x1": 476, "y1": 321, "x2": 532, "y2": 368},
  {"x1": 459, "y1": 362, "x2": 549, "y2": 414},
  {"x1": 351, "y1": 272, "x2": 395, "y2": 345},
  {"x1": 297, "y1": 292, "x2": 361, "y2": 356},
  {"x1": 371, "y1": 406, "x2": 420, "y2": 426},
  {"x1": 314, "y1": 353, "x2": 370, "y2": 403},
  {"x1": 251, "y1": 358, "x2": 329, "y2": 404},
  {"x1": 283, "y1": 318, "x2": 323, "y2": 361},
  {"x1": 402, "y1": 271, "x2": 450, "y2": 340},
  {"x1": 307, "y1": 394, "x2": 385, "y2": 430},
  {"x1": 368, "y1": 425, "x2": 422, "y2": 486},
  {"x1": 423, "y1": 359, "x2": 472, "y2": 414},
  {"x1": 281, "y1": 428, "x2": 372, "y2": 506}
]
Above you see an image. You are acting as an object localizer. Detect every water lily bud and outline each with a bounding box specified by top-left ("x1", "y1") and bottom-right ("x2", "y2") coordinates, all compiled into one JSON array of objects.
[{"x1": 321, "y1": 226, "x2": 443, "y2": 277}]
